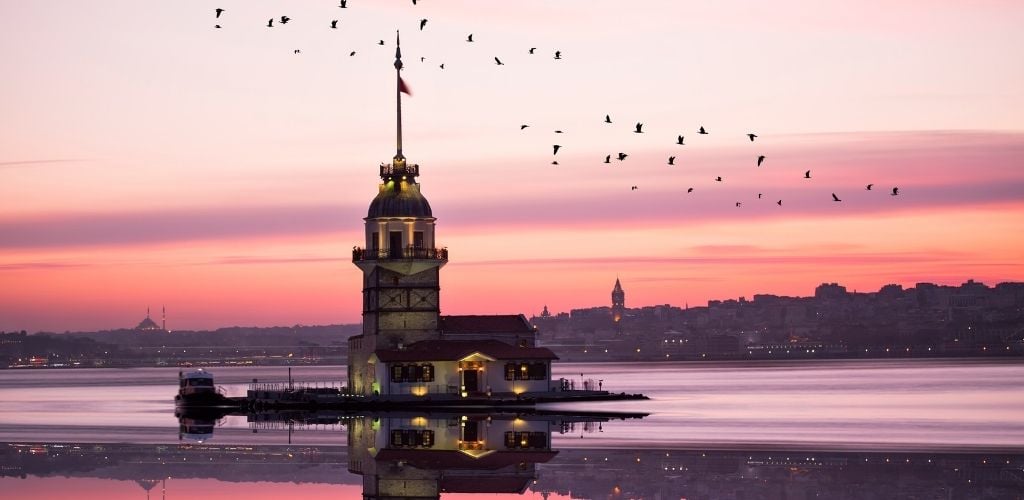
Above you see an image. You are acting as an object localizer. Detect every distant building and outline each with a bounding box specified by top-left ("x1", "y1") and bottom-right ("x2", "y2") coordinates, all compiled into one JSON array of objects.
[
  {"x1": 611, "y1": 278, "x2": 625, "y2": 323},
  {"x1": 134, "y1": 306, "x2": 166, "y2": 333},
  {"x1": 347, "y1": 35, "x2": 557, "y2": 397}
]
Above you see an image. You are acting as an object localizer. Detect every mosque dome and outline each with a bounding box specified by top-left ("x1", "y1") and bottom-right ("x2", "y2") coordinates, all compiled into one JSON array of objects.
[{"x1": 367, "y1": 181, "x2": 432, "y2": 218}]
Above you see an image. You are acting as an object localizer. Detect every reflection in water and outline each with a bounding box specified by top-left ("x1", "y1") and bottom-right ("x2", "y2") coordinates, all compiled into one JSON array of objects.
[{"x1": 0, "y1": 409, "x2": 1021, "y2": 499}]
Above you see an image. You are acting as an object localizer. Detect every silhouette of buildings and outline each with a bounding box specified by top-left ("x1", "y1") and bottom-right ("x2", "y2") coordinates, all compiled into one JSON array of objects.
[{"x1": 133, "y1": 307, "x2": 165, "y2": 333}]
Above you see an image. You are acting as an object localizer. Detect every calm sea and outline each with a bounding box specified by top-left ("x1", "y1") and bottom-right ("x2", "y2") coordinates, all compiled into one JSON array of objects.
[{"x1": 0, "y1": 359, "x2": 1021, "y2": 499}]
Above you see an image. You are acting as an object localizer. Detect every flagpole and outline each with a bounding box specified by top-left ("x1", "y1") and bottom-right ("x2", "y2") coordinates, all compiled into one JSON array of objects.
[{"x1": 394, "y1": 30, "x2": 404, "y2": 161}]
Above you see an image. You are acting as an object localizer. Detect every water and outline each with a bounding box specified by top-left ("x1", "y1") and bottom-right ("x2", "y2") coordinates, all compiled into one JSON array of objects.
[{"x1": 0, "y1": 360, "x2": 1021, "y2": 499}]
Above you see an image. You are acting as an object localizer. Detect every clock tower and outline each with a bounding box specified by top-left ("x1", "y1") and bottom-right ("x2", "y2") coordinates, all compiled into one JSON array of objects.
[{"x1": 348, "y1": 32, "x2": 448, "y2": 395}]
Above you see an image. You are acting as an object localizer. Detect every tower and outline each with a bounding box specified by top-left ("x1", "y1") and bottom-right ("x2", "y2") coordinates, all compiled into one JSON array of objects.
[
  {"x1": 348, "y1": 32, "x2": 448, "y2": 395},
  {"x1": 611, "y1": 278, "x2": 625, "y2": 323}
]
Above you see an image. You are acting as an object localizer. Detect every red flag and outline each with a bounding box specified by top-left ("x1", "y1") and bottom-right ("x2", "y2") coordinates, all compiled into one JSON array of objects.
[{"x1": 398, "y1": 76, "x2": 412, "y2": 96}]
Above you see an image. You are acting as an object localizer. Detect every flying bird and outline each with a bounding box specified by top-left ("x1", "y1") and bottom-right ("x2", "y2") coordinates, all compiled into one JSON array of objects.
[
  {"x1": 412, "y1": 0, "x2": 418, "y2": 4},
  {"x1": 420, "y1": 56, "x2": 425, "y2": 62},
  {"x1": 891, "y1": 187, "x2": 900, "y2": 196},
  {"x1": 758, "y1": 193, "x2": 763, "y2": 199},
  {"x1": 617, "y1": 152, "x2": 628, "y2": 161},
  {"x1": 439, "y1": 63, "x2": 445, "y2": 69},
  {"x1": 529, "y1": 47, "x2": 536, "y2": 54},
  {"x1": 552, "y1": 145, "x2": 561, "y2": 155},
  {"x1": 715, "y1": 176, "x2": 723, "y2": 182},
  {"x1": 520, "y1": 124, "x2": 529, "y2": 130},
  {"x1": 419, "y1": 19, "x2": 427, "y2": 30},
  {"x1": 339, "y1": 0, "x2": 347, "y2": 7},
  {"x1": 215, "y1": 24, "x2": 221, "y2": 28},
  {"x1": 378, "y1": 40, "x2": 385, "y2": 45},
  {"x1": 215, "y1": 8, "x2": 224, "y2": 18},
  {"x1": 866, "y1": 184, "x2": 874, "y2": 190},
  {"x1": 757, "y1": 155, "x2": 765, "y2": 167},
  {"x1": 698, "y1": 126, "x2": 708, "y2": 135},
  {"x1": 552, "y1": 161, "x2": 559, "y2": 165},
  {"x1": 604, "y1": 155, "x2": 611, "y2": 163},
  {"x1": 266, "y1": 18, "x2": 274, "y2": 27},
  {"x1": 280, "y1": 15, "x2": 290, "y2": 24},
  {"x1": 747, "y1": 133, "x2": 757, "y2": 142},
  {"x1": 804, "y1": 170, "x2": 811, "y2": 179},
  {"x1": 294, "y1": 49, "x2": 301, "y2": 54},
  {"x1": 668, "y1": 156, "x2": 675, "y2": 165},
  {"x1": 466, "y1": 34, "x2": 474, "y2": 42},
  {"x1": 350, "y1": 51, "x2": 356, "y2": 56},
  {"x1": 331, "y1": 20, "x2": 338, "y2": 29},
  {"x1": 554, "y1": 50, "x2": 562, "y2": 59},
  {"x1": 736, "y1": 202, "x2": 742, "y2": 207},
  {"x1": 554, "y1": 130, "x2": 563, "y2": 133},
  {"x1": 604, "y1": 114, "x2": 612, "y2": 124},
  {"x1": 631, "y1": 186, "x2": 638, "y2": 191},
  {"x1": 634, "y1": 122, "x2": 643, "y2": 133},
  {"x1": 832, "y1": 193, "x2": 841, "y2": 202},
  {"x1": 676, "y1": 135, "x2": 685, "y2": 145},
  {"x1": 777, "y1": 200, "x2": 783, "y2": 206},
  {"x1": 687, "y1": 187, "x2": 694, "y2": 193},
  {"x1": 494, "y1": 57, "x2": 504, "y2": 65}
]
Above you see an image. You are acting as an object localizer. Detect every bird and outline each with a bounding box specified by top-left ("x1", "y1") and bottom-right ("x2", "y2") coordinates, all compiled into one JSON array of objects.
[
  {"x1": 280, "y1": 16, "x2": 290, "y2": 24},
  {"x1": 330, "y1": 20, "x2": 338, "y2": 28},
  {"x1": 554, "y1": 50, "x2": 562, "y2": 59},
  {"x1": 419, "y1": 19, "x2": 427, "y2": 30},
  {"x1": 777, "y1": 200, "x2": 783, "y2": 206},
  {"x1": 832, "y1": 193, "x2": 842, "y2": 202},
  {"x1": 349, "y1": 51, "x2": 356, "y2": 56},
  {"x1": 604, "y1": 114, "x2": 612, "y2": 124},
  {"x1": 554, "y1": 130, "x2": 563, "y2": 134},
  {"x1": 736, "y1": 202, "x2": 742, "y2": 207},
  {"x1": 757, "y1": 155, "x2": 765, "y2": 167},
  {"x1": 668, "y1": 156, "x2": 675, "y2": 165},
  {"x1": 294, "y1": 49, "x2": 301, "y2": 54},
  {"x1": 687, "y1": 187, "x2": 694, "y2": 193},
  {"x1": 553, "y1": 145, "x2": 561, "y2": 155},
  {"x1": 747, "y1": 133, "x2": 757, "y2": 142},
  {"x1": 420, "y1": 56, "x2": 425, "y2": 62},
  {"x1": 551, "y1": 161, "x2": 559, "y2": 165},
  {"x1": 266, "y1": 18, "x2": 274, "y2": 27},
  {"x1": 466, "y1": 34, "x2": 474, "y2": 42},
  {"x1": 412, "y1": 0, "x2": 418, "y2": 4},
  {"x1": 520, "y1": 124, "x2": 529, "y2": 130},
  {"x1": 215, "y1": 8, "x2": 224, "y2": 18},
  {"x1": 634, "y1": 122, "x2": 643, "y2": 133},
  {"x1": 603, "y1": 155, "x2": 611, "y2": 163},
  {"x1": 439, "y1": 63, "x2": 445, "y2": 69},
  {"x1": 804, "y1": 170, "x2": 811, "y2": 179},
  {"x1": 494, "y1": 57, "x2": 504, "y2": 65},
  {"x1": 891, "y1": 187, "x2": 900, "y2": 196},
  {"x1": 715, "y1": 176, "x2": 723, "y2": 182},
  {"x1": 866, "y1": 183, "x2": 874, "y2": 190},
  {"x1": 529, "y1": 47, "x2": 536, "y2": 54},
  {"x1": 758, "y1": 193, "x2": 763, "y2": 199},
  {"x1": 676, "y1": 135, "x2": 685, "y2": 145},
  {"x1": 215, "y1": 24, "x2": 221, "y2": 29},
  {"x1": 339, "y1": 0, "x2": 347, "y2": 7},
  {"x1": 698, "y1": 126, "x2": 708, "y2": 134},
  {"x1": 617, "y1": 152, "x2": 628, "y2": 161},
  {"x1": 631, "y1": 186, "x2": 638, "y2": 191},
  {"x1": 378, "y1": 40, "x2": 385, "y2": 45}
]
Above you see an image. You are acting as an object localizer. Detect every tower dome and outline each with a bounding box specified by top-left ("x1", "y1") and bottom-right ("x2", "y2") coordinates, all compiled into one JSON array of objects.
[{"x1": 367, "y1": 178, "x2": 432, "y2": 218}]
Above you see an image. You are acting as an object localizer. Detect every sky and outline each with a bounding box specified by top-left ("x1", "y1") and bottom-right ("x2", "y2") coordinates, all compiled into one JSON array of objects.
[{"x1": 1, "y1": 0, "x2": 1023, "y2": 332}]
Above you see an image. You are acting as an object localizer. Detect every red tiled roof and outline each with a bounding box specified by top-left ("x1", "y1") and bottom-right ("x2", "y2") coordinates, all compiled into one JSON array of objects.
[
  {"x1": 439, "y1": 315, "x2": 534, "y2": 335},
  {"x1": 375, "y1": 448, "x2": 557, "y2": 470},
  {"x1": 439, "y1": 476, "x2": 531, "y2": 493},
  {"x1": 374, "y1": 339, "x2": 558, "y2": 362}
]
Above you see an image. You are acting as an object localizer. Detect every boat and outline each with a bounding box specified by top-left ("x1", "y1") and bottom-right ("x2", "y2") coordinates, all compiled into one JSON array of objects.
[{"x1": 174, "y1": 369, "x2": 232, "y2": 407}]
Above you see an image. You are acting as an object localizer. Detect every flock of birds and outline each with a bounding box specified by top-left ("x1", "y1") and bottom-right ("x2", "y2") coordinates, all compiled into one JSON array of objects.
[
  {"x1": 212, "y1": 3, "x2": 901, "y2": 208},
  {"x1": 541, "y1": 115, "x2": 901, "y2": 206}
]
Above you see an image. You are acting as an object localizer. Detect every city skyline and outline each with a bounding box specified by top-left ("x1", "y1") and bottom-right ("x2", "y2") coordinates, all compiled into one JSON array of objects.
[{"x1": 2, "y1": 1, "x2": 1024, "y2": 331}]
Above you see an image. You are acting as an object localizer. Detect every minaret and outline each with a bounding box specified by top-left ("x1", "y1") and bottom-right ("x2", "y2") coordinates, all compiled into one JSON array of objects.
[
  {"x1": 611, "y1": 278, "x2": 625, "y2": 323},
  {"x1": 348, "y1": 31, "x2": 448, "y2": 396},
  {"x1": 162, "y1": 306, "x2": 166, "y2": 332}
]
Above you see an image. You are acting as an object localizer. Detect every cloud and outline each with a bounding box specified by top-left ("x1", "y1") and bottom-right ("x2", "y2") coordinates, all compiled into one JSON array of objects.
[
  {"x1": 450, "y1": 250, "x2": 968, "y2": 268},
  {"x1": 0, "y1": 159, "x2": 86, "y2": 168},
  {"x1": 0, "y1": 262, "x2": 91, "y2": 271}
]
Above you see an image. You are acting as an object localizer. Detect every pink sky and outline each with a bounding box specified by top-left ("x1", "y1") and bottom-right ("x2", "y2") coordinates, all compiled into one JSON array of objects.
[{"x1": 1, "y1": 1, "x2": 1023, "y2": 332}]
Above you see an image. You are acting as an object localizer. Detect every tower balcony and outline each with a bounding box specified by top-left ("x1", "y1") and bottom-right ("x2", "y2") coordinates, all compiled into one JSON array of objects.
[
  {"x1": 353, "y1": 246, "x2": 448, "y2": 263},
  {"x1": 380, "y1": 162, "x2": 419, "y2": 179}
]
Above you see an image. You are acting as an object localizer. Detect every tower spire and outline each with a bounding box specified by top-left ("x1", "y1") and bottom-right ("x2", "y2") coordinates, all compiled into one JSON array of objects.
[{"x1": 394, "y1": 30, "x2": 404, "y2": 162}]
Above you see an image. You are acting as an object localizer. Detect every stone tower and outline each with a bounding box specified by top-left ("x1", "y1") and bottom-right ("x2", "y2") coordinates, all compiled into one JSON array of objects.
[
  {"x1": 611, "y1": 278, "x2": 625, "y2": 323},
  {"x1": 348, "y1": 32, "x2": 448, "y2": 395}
]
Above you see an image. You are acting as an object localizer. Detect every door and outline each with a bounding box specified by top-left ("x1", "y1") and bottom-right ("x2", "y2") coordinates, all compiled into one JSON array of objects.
[
  {"x1": 463, "y1": 369, "x2": 479, "y2": 392},
  {"x1": 389, "y1": 231, "x2": 403, "y2": 259}
]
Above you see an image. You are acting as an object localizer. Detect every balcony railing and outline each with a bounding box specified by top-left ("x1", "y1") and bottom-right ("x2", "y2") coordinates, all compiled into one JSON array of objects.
[
  {"x1": 353, "y1": 246, "x2": 448, "y2": 262},
  {"x1": 380, "y1": 163, "x2": 419, "y2": 178}
]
